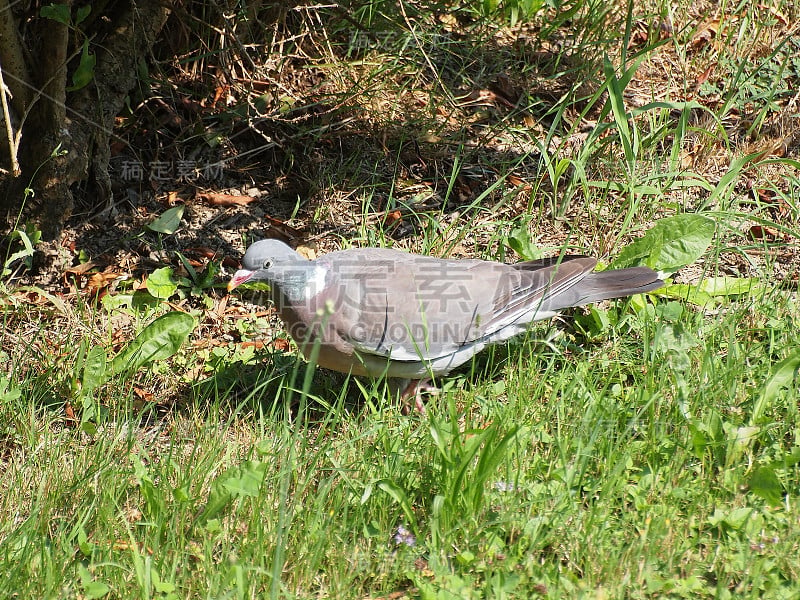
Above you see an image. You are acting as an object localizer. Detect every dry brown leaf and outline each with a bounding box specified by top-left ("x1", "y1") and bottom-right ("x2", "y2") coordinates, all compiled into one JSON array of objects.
[
  {"x1": 757, "y1": 3, "x2": 787, "y2": 24},
  {"x1": 296, "y1": 244, "x2": 317, "y2": 260},
  {"x1": 240, "y1": 340, "x2": 266, "y2": 351},
  {"x1": 184, "y1": 246, "x2": 217, "y2": 259},
  {"x1": 459, "y1": 88, "x2": 506, "y2": 108},
  {"x1": 755, "y1": 189, "x2": 777, "y2": 204},
  {"x1": 221, "y1": 255, "x2": 240, "y2": 268},
  {"x1": 179, "y1": 96, "x2": 204, "y2": 115},
  {"x1": 752, "y1": 139, "x2": 789, "y2": 162},
  {"x1": 272, "y1": 338, "x2": 291, "y2": 352},
  {"x1": 64, "y1": 261, "x2": 101, "y2": 276},
  {"x1": 64, "y1": 402, "x2": 78, "y2": 427},
  {"x1": 213, "y1": 85, "x2": 230, "y2": 106},
  {"x1": 628, "y1": 21, "x2": 650, "y2": 48},
  {"x1": 133, "y1": 387, "x2": 155, "y2": 403},
  {"x1": 754, "y1": 188, "x2": 791, "y2": 218},
  {"x1": 214, "y1": 293, "x2": 228, "y2": 318},
  {"x1": 696, "y1": 63, "x2": 716, "y2": 87},
  {"x1": 748, "y1": 225, "x2": 785, "y2": 241},
  {"x1": 197, "y1": 192, "x2": 255, "y2": 207},
  {"x1": 87, "y1": 270, "x2": 124, "y2": 296},
  {"x1": 385, "y1": 210, "x2": 403, "y2": 224},
  {"x1": 488, "y1": 74, "x2": 521, "y2": 107},
  {"x1": 691, "y1": 19, "x2": 720, "y2": 50},
  {"x1": 263, "y1": 217, "x2": 304, "y2": 242}
]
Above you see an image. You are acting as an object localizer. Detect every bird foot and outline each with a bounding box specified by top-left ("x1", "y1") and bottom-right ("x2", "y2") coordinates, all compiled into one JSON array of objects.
[{"x1": 399, "y1": 379, "x2": 440, "y2": 415}]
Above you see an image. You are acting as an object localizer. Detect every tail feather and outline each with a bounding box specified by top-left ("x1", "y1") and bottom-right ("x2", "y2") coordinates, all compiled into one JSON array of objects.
[{"x1": 541, "y1": 267, "x2": 663, "y2": 312}]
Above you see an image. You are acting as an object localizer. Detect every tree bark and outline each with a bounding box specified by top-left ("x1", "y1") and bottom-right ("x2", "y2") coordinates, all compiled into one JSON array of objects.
[{"x1": 1, "y1": 0, "x2": 172, "y2": 241}]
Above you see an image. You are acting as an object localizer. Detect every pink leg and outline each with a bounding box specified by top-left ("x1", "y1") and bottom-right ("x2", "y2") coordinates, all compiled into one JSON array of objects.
[{"x1": 400, "y1": 378, "x2": 440, "y2": 414}]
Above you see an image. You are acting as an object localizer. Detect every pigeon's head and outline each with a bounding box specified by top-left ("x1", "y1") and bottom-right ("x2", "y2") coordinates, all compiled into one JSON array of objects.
[{"x1": 227, "y1": 239, "x2": 307, "y2": 291}]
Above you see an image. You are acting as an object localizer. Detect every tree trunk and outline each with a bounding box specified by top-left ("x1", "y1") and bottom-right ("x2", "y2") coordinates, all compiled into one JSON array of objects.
[{"x1": 1, "y1": 0, "x2": 172, "y2": 241}]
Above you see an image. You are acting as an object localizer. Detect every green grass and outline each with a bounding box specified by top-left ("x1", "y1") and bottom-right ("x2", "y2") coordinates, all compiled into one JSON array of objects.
[
  {"x1": 3, "y1": 0, "x2": 800, "y2": 597},
  {"x1": 2, "y1": 293, "x2": 799, "y2": 598}
]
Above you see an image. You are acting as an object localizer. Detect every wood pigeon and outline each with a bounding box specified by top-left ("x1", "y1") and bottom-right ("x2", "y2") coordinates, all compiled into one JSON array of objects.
[{"x1": 228, "y1": 239, "x2": 663, "y2": 410}]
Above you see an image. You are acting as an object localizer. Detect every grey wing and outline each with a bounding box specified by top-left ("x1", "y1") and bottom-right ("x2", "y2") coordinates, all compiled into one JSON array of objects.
[
  {"x1": 467, "y1": 256, "x2": 599, "y2": 335},
  {"x1": 330, "y1": 253, "x2": 598, "y2": 363}
]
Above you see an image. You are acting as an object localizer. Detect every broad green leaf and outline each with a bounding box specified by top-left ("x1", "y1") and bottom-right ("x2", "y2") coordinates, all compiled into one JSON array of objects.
[
  {"x1": 751, "y1": 350, "x2": 800, "y2": 425},
  {"x1": 196, "y1": 482, "x2": 232, "y2": 525},
  {"x1": 76, "y1": 525, "x2": 95, "y2": 557},
  {"x1": 196, "y1": 461, "x2": 266, "y2": 524},
  {"x1": 769, "y1": 446, "x2": 800, "y2": 470},
  {"x1": 78, "y1": 564, "x2": 110, "y2": 599},
  {"x1": 697, "y1": 276, "x2": 762, "y2": 296},
  {"x1": 0, "y1": 375, "x2": 22, "y2": 402},
  {"x1": 708, "y1": 507, "x2": 752, "y2": 530},
  {"x1": 146, "y1": 267, "x2": 178, "y2": 299},
  {"x1": 506, "y1": 225, "x2": 544, "y2": 260},
  {"x1": 221, "y1": 461, "x2": 268, "y2": 497},
  {"x1": 146, "y1": 204, "x2": 185, "y2": 234},
  {"x1": 608, "y1": 214, "x2": 715, "y2": 272},
  {"x1": 659, "y1": 283, "x2": 714, "y2": 307},
  {"x1": 40, "y1": 4, "x2": 71, "y2": 24},
  {"x1": 139, "y1": 477, "x2": 165, "y2": 518},
  {"x1": 75, "y1": 4, "x2": 91, "y2": 24},
  {"x1": 110, "y1": 311, "x2": 195, "y2": 376},
  {"x1": 3, "y1": 229, "x2": 37, "y2": 276},
  {"x1": 81, "y1": 345, "x2": 108, "y2": 395},
  {"x1": 660, "y1": 276, "x2": 762, "y2": 307},
  {"x1": 726, "y1": 425, "x2": 760, "y2": 465},
  {"x1": 67, "y1": 40, "x2": 96, "y2": 91},
  {"x1": 749, "y1": 466, "x2": 783, "y2": 506}
]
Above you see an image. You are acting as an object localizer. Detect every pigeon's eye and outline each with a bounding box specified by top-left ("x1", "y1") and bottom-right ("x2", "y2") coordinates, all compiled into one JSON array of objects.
[{"x1": 262, "y1": 259, "x2": 273, "y2": 269}]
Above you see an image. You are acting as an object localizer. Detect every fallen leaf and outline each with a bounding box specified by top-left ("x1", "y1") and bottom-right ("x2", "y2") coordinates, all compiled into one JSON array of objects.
[
  {"x1": 488, "y1": 74, "x2": 521, "y2": 106},
  {"x1": 87, "y1": 270, "x2": 125, "y2": 297},
  {"x1": 151, "y1": 97, "x2": 184, "y2": 129},
  {"x1": 263, "y1": 217, "x2": 304, "y2": 242},
  {"x1": 214, "y1": 294, "x2": 228, "y2": 318},
  {"x1": 65, "y1": 261, "x2": 101, "y2": 276},
  {"x1": 241, "y1": 340, "x2": 266, "y2": 350},
  {"x1": 691, "y1": 18, "x2": 720, "y2": 50},
  {"x1": 757, "y1": 3, "x2": 787, "y2": 24},
  {"x1": 628, "y1": 20, "x2": 650, "y2": 48},
  {"x1": 184, "y1": 246, "x2": 218, "y2": 259},
  {"x1": 213, "y1": 85, "x2": 230, "y2": 106},
  {"x1": 696, "y1": 63, "x2": 716, "y2": 86},
  {"x1": 272, "y1": 338, "x2": 291, "y2": 352},
  {"x1": 222, "y1": 255, "x2": 239, "y2": 268},
  {"x1": 748, "y1": 225, "x2": 784, "y2": 241},
  {"x1": 133, "y1": 387, "x2": 155, "y2": 403},
  {"x1": 64, "y1": 402, "x2": 78, "y2": 427},
  {"x1": 197, "y1": 192, "x2": 255, "y2": 207},
  {"x1": 755, "y1": 189, "x2": 778, "y2": 205},
  {"x1": 455, "y1": 175, "x2": 475, "y2": 202},
  {"x1": 385, "y1": 210, "x2": 403, "y2": 225},
  {"x1": 179, "y1": 96, "x2": 204, "y2": 115},
  {"x1": 296, "y1": 244, "x2": 317, "y2": 260}
]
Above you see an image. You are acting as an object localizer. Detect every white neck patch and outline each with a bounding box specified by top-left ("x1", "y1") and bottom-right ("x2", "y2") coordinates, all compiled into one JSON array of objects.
[{"x1": 304, "y1": 265, "x2": 328, "y2": 300}]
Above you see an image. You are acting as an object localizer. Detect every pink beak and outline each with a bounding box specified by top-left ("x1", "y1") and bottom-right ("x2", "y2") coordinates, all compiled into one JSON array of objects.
[{"x1": 227, "y1": 269, "x2": 254, "y2": 291}]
